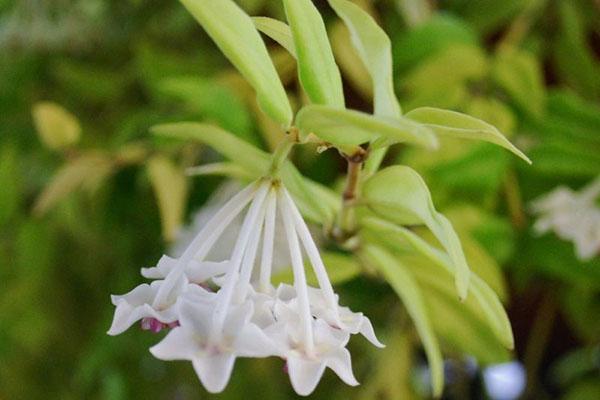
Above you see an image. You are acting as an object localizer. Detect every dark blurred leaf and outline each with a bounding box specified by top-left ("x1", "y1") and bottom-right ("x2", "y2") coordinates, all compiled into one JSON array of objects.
[
  {"x1": 553, "y1": 1, "x2": 600, "y2": 100},
  {"x1": 392, "y1": 14, "x2": 478, "y2": 73},
  {"x1": 0, "y1": 144, "x2": 21, "y2": 226},
  {"x1": 157, "y1": 76, "x2": 256, "y2": 144}
]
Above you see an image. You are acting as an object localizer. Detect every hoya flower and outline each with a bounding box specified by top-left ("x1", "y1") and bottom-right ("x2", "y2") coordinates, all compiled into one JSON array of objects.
[
  {"x1": 530, "y1": 176, "x2": 600, "y2": 261},
  {"x1": 150, "y1": 297, "x2": 278, "y2": 393},
  {"x1": 108, "y1": 177, "x2": 382, "y2": 395}
]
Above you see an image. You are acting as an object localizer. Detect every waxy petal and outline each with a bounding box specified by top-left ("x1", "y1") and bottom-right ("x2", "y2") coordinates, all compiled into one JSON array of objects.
[
  {"x1": 150, "y1": 327, "x2": 200, "y2": 360},
  {"x1": 324, "y1": 347, "x2": 359, "y2": 386},
  {"x1": 287, "y1": 355, "x2": 327, "y2": 396},
  {"x1": 192, "y1": 353, "x2": 236, "y2": 394}
]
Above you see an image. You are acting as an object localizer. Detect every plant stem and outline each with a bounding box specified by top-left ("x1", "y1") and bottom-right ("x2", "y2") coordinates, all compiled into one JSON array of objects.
[
  {"x1": 268, "y1": 128, "x2": 298, "y2": 177},
  {"x1": 338, "y1": 150, "x2": 366, "y2": 236}
]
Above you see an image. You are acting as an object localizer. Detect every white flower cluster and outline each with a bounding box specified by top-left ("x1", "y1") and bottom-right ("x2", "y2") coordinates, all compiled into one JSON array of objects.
[
  {"x1": 530, "y1": 176, "x2": 600, "y2": 261},
  {"x1": 108, "y1": 179, "x2": 383, "y2": 395}
]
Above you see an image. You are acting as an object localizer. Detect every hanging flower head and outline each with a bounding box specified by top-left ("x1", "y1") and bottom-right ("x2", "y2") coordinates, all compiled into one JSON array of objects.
[{"x1": 108, "y1": 175, "x2": 383, "y2": 395}]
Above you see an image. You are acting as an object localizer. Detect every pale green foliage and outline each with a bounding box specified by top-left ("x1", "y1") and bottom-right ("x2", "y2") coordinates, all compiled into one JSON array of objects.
[
  {"x1": 364, "y1": 244, "x2": 444, "y2": 397},
  {"x1": 363, "y1": 166, "x2": 472, "y2": 299},
  {"x1": 295, "y1": 105, "x2": 438, "y2": 154},
  {"x1": 252, "y1": 17, "x2": 296, "y2": 58},
  {"x1": 406, "y1": 106, "x2": 532, "y2": 163},
  {"x1": 146, "y1": 155, "x2": 189, "y2": 242},
  {"x1": 283, "y1": 0, "x2": 345, "y2": 108},
  {"x1": 32, "y1": 102, "x2": 81, "y2": 150},
  {"x1": 152, "y1": 123, "x2": 339, "y2": 225},
  {"x1": 179, "y1": 0, "x2": 292, "y2": 126},
  {"x1": 328, "y1": 0, "x2": 401, "y2": 118}
]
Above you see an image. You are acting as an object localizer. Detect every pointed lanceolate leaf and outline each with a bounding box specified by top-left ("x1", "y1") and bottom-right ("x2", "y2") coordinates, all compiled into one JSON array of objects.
[
  {"x1": 362, "y1": 217, "x2": 514, "y2": 349},
  {"x1": 252, "y1": 17, "x2": 296, "y2": 58},
  {"x1": 295, "y1": 105, "x2": 437, "y2": 155},
  {"x1": 151, "y1": 123, "x2": 338, "y2": 225},
  {"x1": 147, "y1": 156, "x2": 189, "y2": 242},
  {"x1": 283, "y1": 0, "x2": 345, "y2": 108},
  {"x1": 328, "y1": 0, "x2": 401, "y2": 117},
  {"x1": 363, "y1": 245, "x2": 444, "y2": 397},
  {"x1": 363, "y1": 166, "x2": 471, "y2": 299},
  {"x1": 180, "y1": 0, "x2": 292, "y2": 126},
  {"x1": 405, "y1": 107, "x2": 531, "y2": 164}
]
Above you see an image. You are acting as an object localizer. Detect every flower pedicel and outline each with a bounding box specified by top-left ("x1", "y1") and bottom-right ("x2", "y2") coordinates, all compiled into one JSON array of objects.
[{"x1": 108, "y1": 177, "x2": 383, "y2": 395}]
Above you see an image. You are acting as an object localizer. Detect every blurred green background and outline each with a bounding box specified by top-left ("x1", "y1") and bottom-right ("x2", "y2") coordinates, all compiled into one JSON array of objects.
[{"x1": 1, "y1": 0, "x2": 599, "y2": 399}]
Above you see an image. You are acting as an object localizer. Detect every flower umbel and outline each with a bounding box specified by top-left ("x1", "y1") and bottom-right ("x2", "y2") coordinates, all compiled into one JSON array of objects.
[{"x1": 108, "y1": 178, "x2": 383, "y2": 395}]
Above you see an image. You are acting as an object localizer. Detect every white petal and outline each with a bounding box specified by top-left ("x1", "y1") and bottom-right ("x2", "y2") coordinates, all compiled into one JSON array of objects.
[
  {"x1": 222, "y1": 301, "x2": 253, "y2": 338},
  {"x1": 178, "y1": 298, "x2": 213, "y2": 338},
  {"x1": 107, "y1": 302, "x2": 177, "y2": 335},
  {"x1": 192, "y1": 353, "x2": 236, "y2": 393},
  {"x1": 150, "y1": 328, "x2": 198, "y2": 361},
  {"x1": 287, "y1": 355, "x2": 326, "y2": 396},
  {"x1": 110, "y1": 283, "x2": 155, "y2": 307},
  {"x1": 186, "y1": 260, "x2": 230, "y2": 283},
  {"x1": 325, "y1": 347, "x2": 359, "y2": 386},
  {"x1": 234, "y1": 323, "x2": 280, "y2": 357},
  {"x1": 358, "y1": 316, "x2": 385, "y2": 348},
  {"x1": 141, "y1": 255, "x2": 177, "y2": 279}
]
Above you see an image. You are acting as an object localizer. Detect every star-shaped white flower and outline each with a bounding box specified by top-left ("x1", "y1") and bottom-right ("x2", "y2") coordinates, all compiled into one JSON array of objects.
[
  {"x1": 107, "y1": 275, "x2": 194, "y2": 335},
  {"x1": 150, "y1": 297, "x2": 279, "y2": 393},
  {"x1": 267, "y1": 301, "x2": 358, "y2": 396}
]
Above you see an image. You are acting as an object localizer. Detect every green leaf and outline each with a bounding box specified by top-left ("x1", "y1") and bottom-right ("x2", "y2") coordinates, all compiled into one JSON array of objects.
[
  {"x1": 295, "y1": 105, "x2": 438, "y2": 155},
  {"x1": 32, "y1": 102, "x2": 81, "y2": 150},
  {"x1": 363, "y1": 166, "x2": 471, "y2": 299},
  {"x1": 362, "y1": 217, "x2": 514, "y2": 349},
  {"x1": 401, "y1": 44, "x2": 488, "y2": 96},
  {"x1": 146, "y1": 155, "x2": 189, "y2": 242},
  {"x1": 157, "y1": 76, "x2": 255, "y2": 143},
  {"x1": 186, "y1": 162, "x2": 256, "y2": 180},
  {"x1": 492, "y1": 48, "x2": 546, "y2": 117},
  {"x1": 180, "y1": 0, "x2": 292, "y2": 125},
  {"x1": 328, "y1": 0, "x2": 401, "y2": 117},
  {"x1": 393, "y1": 15, "x2": 478, "y2": 73},
  {"x1": 363, "y1": 245, "x2": 444, "y2": 397},
  {"x1": 0, "y1": 145, "x2": 21, "y2": 225},
  {"x1": 152, "y1": 122, "x2": 269, "y2": 176},
  {"x1": 151, "y1": 123, "x2": 339, "y2": 224},
  {"x1": 252, "y1": 17, "x2": 296, "y2": 58},
  {"x1": 33, "y1": 153, "x2": 115, "y2": 217},
  {"x1": 554, "y1": 2, "x2": 600, "y2": 100},
  {"x1": 283, "y1": 0, "x2": 345, "y2": 108},
  {"x1": 405, "y1": 107, "x2": 531, "y2": 164},
  {"x1": 272, "y1": 251, "x2": 361, "y2": 286}
]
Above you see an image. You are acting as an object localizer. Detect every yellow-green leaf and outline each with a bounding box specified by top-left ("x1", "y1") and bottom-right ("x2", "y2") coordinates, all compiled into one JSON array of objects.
[
  {"x1": 405, "y1": 106, "x2": 531, "y2": 164},
  {"x1": 363, "y1": 166, "x2": 471, "y2": 299},
  {"x1": 252, "y1": 17, "x2": 296, "y2": 58},
  {"x1": 283, "y1": 0, "x2": 345, "y2": 108},
  {"x1": 32, "y1": 102, "x2": 81, "y2": 150},
  {"x1": 151, "y1": 123, "x2": 339, "y2": 225},
  {"x1": 362, "y1": 217, "x2": 514, "y2": 349},
  {"x1": 146, "y1": 156, "x2": 189, "y2": 242},
  {"x1": 180, "y1": 0, "x2": 292, "y2": 126},
  {"x1": 328, "y1": 0, "x2": 401, "y2": 117},
  {"x1": 295, "y1": 105, "x2": 438, "y2": 155},
  {"x1": 33, "y1": 153, "x2": 114, "y2": 216},
  {"x1": 363, "y1": 245, "x2": 444, "y2": 397}
]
